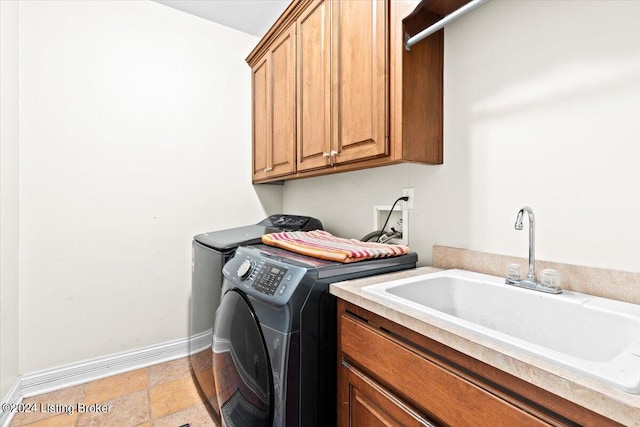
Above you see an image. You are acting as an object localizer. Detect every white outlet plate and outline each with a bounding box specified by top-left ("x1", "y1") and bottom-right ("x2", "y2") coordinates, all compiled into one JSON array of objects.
[{"x1": 402, "y1": 188, "x2": 414, "y2": 210}]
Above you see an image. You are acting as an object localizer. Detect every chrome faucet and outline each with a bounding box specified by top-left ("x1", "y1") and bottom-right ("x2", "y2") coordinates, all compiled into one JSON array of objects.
[
  {"x1": 507, "y1": 206, "x2": 562, "y2": 294},
  {"x1": 515, "y1": 206, "x2": 536, "y2": 281}
]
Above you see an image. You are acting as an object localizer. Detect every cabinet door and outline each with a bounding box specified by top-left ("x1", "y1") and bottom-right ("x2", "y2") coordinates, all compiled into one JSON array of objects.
[
  {"x1": 331, "y1": 0, "x2": 388, "y2": 165},
  {"x1": 340, "y1": 313, "x2": 552, "y2": 427},
  {"x1": 297, "y1": 0, "x2": 332, "y2": 172},
  {"x1": 252, "y1": 55, "x2": 270, "y2": 182},
  {"x1": 269, "y1": 27, "x2": 297, "y2": 178},
  {"x1": 341, "y1": 362, "x2": 438, "y2": 427}
]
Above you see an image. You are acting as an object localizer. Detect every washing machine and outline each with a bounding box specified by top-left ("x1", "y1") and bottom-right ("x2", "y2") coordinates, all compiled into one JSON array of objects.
[
  {"x1": 213, "y1": 244, "x2": 418, "y2": 427},
  {"x1": 190, "y1": 215, "x2": 323, "y2": 422}
]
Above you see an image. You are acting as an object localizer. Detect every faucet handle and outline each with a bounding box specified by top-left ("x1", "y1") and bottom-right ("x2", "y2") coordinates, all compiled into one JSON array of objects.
[
  {"x1": 540, "y1": 269, "x2": 561, "y2": 287},
  {"x1": 506, "y1": 263, "x2": 523, "y2": 281}
]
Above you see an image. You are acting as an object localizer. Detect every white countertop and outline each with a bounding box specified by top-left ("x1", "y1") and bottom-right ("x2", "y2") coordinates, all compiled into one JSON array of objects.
[{"x1": 330, "y1": 266, "x2": 640, "y2": 427}]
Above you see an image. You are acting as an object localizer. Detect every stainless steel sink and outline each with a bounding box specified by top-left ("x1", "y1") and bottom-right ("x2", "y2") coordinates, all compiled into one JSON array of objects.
[{"x1": 362, "y1": 269, "x2": 640, "y2": 393}]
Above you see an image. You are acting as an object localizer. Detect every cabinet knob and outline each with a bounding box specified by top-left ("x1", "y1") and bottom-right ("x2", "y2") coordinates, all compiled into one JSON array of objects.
[
  {"x1": 264, "y1": 167, "x2": 273, "y2": 172},
  {"x1": 330, "y1": 150, "x2": 338, "y2": 157},
  {"x1": 322, "y1": 152, "x2": 330, "y2": 158}
]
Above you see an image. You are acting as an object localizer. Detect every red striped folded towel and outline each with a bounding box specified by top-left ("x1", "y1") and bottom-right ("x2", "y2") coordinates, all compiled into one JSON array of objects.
[{"x1": 261, "y1": 230, "x2": 409, "y2": 263}]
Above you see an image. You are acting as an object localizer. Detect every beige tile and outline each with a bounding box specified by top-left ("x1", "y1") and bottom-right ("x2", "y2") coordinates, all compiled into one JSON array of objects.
[
  {"x1": 84, "y1": 368, "x2": 147, "y2": 405},
  {"x1": 22, "y1": 413, "x2": 78, "y2": 427},
  {"x1": 153, "y1": 403, "x2": 216, "y2": 427},
  {"x1": 10, "y1": 384, "x2": 85, "y2": 426},
  {"x1": 76, "y1": 390, "x2": 150, "y2": 427},
  {"x1": 147, "y1": 357, "x2": 192, "y2": 387},
  {"x1": 193, "y1": 367, "x2": 216, "y2": 400},
  {"x1": 190, "y1": 350, "x2": 212, "y2": 374},
  {"x1": 149, "y1": 375, "x2": 203, "y2": 418}
]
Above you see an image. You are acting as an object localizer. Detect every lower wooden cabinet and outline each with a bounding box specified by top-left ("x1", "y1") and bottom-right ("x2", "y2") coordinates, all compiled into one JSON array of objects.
[
  {"x1": 343, "y1": 360, "x2": 438, "y2": 427},
  {"x1": 337, "y1": 300, "x2": 623, "y2": 427}
]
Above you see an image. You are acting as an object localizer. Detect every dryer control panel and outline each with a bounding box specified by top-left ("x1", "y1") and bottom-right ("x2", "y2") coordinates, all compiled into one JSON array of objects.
[
  {"x1": 258, "y1": 214, "x2": 323, "y2": 231},
  {"x1": 223, "y1": 246, "x2": 308, "y2": 304}
]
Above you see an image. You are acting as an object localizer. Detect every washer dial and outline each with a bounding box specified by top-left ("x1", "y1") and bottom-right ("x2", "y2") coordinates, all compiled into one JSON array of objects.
[{"x1": 237, "y1": 259, "x2": 254, "y2": 280}]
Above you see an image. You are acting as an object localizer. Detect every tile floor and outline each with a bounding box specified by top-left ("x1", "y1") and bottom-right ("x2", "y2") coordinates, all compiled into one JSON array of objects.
[{"x1": 9, "y1": 357, "x2": 218, "y2": 427}]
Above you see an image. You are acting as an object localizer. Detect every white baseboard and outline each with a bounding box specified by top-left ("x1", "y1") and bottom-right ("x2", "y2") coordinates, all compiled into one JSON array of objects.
[
  {"x1": 0, "y1": 332, "x2": 212, "y2": 427},
  {"x1": 0, "y1": 380, "x2": 21, "y2": 427}
]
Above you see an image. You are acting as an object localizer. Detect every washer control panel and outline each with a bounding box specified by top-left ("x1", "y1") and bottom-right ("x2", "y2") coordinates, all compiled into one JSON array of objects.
[
  {"x1": 253, "y1": 263, "x2": 288, "y2": 296},
  {"x1": 223, "y1": 246, "x2": 308, "y2": 304}
]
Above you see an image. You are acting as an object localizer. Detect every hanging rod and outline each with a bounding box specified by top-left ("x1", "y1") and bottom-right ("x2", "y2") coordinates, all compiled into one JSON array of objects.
[{"x1": 404, "y1": 0, "x2": 491, "y2": 51}]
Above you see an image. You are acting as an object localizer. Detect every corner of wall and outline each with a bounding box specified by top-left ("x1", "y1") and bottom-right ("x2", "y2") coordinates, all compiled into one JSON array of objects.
[{"x1": 0, "y1": 0, "x2": 20, "y2": 402}]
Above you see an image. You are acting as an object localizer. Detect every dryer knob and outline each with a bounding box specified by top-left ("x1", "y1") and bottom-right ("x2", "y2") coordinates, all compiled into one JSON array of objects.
[{"x1": 237, "y1": 259, "x2": 254, "y2": 280}]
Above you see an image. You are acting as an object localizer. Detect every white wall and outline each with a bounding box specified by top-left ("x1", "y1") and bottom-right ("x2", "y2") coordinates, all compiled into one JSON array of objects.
[
  {"x1": 0, "y1": 0, "x2": 20, "y2": 399},
  {"x1": 9, "y1": 0, "x2": 639, "y2": 383},
  {"x1": 284, "y1": 0, "x2": 640, "y2": 273},
  {"x1": 18, "y1": 0, "x2": 282, "y2": 373}
]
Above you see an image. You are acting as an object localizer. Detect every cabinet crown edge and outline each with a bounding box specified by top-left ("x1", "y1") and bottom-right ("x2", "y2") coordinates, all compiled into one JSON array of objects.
[{"x1": 246, "y1": 0, "x2": 308, "y2": 66}]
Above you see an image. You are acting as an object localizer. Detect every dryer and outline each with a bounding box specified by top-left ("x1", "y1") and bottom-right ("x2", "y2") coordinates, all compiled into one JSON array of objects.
[{"x1": 213, "y1": 244, "x2": 417, "y2": 427}]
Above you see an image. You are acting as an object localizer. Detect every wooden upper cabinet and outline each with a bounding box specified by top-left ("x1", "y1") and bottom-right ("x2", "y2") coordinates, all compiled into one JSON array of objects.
[
  {"x1": 251, "y1": 56, "x2": 270, "y2": 182},
  {"x1": 331, "y1": 0, "x2": 388, "y2": 165},
  {"x1": 251, "y1": 26, "x2": 296, "y2": 182},
  {"x1": 269, "y1": 27, "x2": 296, "y2": 178},
  {"x1": 297, "y1": 0, "x2": 331, "y2": 172},
  {"x1": 247, "y1": 0, "x2": 449, "y2": 183},
  {"x1": 299, "y1": 0, "x2": 388, "y2": 172}
]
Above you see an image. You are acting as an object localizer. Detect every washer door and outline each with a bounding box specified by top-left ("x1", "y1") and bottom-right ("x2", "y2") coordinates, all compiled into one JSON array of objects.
[{"x1": 213, "y1": 289, "x2": 273, "y2": 427}]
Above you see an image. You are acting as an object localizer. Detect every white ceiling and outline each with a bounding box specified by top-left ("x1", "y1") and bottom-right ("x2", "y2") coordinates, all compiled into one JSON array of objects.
[{"x1": 154, "y1": 0, "x2": 290, "y2": 37}]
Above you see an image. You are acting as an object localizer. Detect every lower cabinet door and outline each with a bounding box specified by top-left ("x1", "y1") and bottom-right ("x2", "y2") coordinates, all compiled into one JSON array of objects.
[
  {"x1": 338, "y1": 301, "x2": 625, "y2": 427},
  {"x1": 341, "y1": 361, "x2": 438, "y2": 427},
  {"x1": 340, "y1": 313, "x2": 554, "y2": 427}
]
